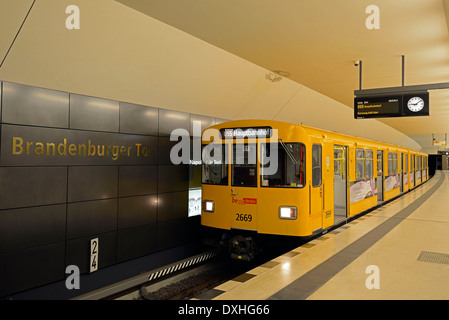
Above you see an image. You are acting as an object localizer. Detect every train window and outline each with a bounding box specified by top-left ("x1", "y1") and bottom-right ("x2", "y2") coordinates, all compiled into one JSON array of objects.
[
  {"x1": 202, "y1": 144, "x2": 228, "y2": 185},
  {"x1": 260, "y1": 142, "x2": 305, "y2": 188},
  {"x1": 312, "y1": 144, "x2": 322, "y2": 187},
  {"x1": 388, "y1": 152, "x2": 392, "y2": 175},
  {"x1": 232, "y1": 144, "x2": 257, "y2": 187},
  {"x1": 388, "y1": 152, "x2": 398, "y2": 175},
  {"x1": 366, "y1": 149, "x2": 373, "y2": 178},
  {"x1": 393, "y1": 153, "x2": 398, "y2": 174},
  {"x1": 405, "y1": 154, "x2": 408, "y2": 172},
  {"x1": 334, "y1": 146, "x2": 346, "y2": 179},
  {"x1": 377, "y1": 150, "x2": 383, "y2": 176},
  {"x1": 356, "y1": 148, "x2": 365, "y2": 181}
]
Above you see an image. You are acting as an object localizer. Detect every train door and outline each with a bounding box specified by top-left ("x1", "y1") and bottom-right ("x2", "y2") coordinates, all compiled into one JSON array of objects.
[
  {"x1": 230, "y1": 143, "x2": 258, "y2": 231},
  {"x1": 404, "y1": 153, "x2": 409, "y2": 191},
  {"x1": 310, "y1": 142, "x2": 323, "y2": 232},
  {"x1": 322, "y1": 141, "x2": 334, "y2": 229},
  {"x1": 399, "y1": 153, "x2": 403, "y2": 193},
  {"x1": 377, "y1": 150, "x2": 383, "y2": 202},
  {"x1": 333, "y1": 145, "x2": 347, "y2": 224}
]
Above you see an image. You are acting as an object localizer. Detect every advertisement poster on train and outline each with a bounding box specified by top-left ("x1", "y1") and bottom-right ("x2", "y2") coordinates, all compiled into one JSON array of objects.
[
  {"x1": 416, "y1": 170, "x2": 421, "y2": 180},
  {"x1": 385, "y1": 174, "x2": 400, "y2": 192},
  {"x1": 350, "y1": 178, "x2": 376, "y2": 204}
]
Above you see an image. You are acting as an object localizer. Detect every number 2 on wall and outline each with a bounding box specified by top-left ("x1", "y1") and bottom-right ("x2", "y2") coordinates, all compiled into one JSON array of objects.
[{"x1": 90, "y1": 238, "x2": 99, "y2": 273}]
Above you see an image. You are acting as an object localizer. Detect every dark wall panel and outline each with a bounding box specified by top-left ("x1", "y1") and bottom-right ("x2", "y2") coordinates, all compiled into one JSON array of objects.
[
  {"x1": 157, "y1": 218, "x2": 199, "y2": 251},
  {"x1": 67, "y1": 199, "x2": 117, "y2": 239},
  {"x1": 70, "y1": 94, "x2": 119, "y2": 132},
  {"x1": 0, "y1": 82, "x2": 222, "y2": 298},
  {"x1": 118, "y1": 165, "x2": 158, "y2": 197},
  {"x1": 0, "y1": 167, "x2": 67, "y2": 209},
  {"x1": 117, "y1": 223, "x2": 157, "y2": 263},
  {"x1": 118, "y1": 195, "x2": 157, "y2": 229},
  {"x1": 68, "y1": 166, "x2": 118, "y2": 202},
  {"x1": 158, "y1": 136, "x2": 177, "y2": 165},
  {"x1": 120, "y1": 102, "x2": 158, "y2": 136},
  {"x1": 157, "y1": 191, "x2": 188, "y2": 222},
  {"x1": 158, "y1": 109, "x2": 190, "y2": 137},
  {"x1": 0, "y1": 82, "x2": 3, "y2": 118},
  {"x1": 190, "y1": 114, "x2": 216, "y2": 137},
  {"x1": 0, "y1": 204, "x2": 66, "y2": 253},
  {"x1": 159, "y1": 136, "x2": 200, "y2": 165},
  {"x1": 158, "y1": 165, "x2": 189, "y2": 193},
  {"x1": 0, "y1": 242, "x2": 65, "y2": 298},
  {"x1": 65, "y1": 232, "x2": 117, "y2": 274},
  {"x1": 2, "y1": 82, "x2": 69, "y2": 128}
]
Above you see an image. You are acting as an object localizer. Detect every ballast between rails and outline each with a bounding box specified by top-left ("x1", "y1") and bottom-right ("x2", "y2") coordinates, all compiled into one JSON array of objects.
[{"x1": 72, "y1": 247, "x2": 223, "y2": 300}]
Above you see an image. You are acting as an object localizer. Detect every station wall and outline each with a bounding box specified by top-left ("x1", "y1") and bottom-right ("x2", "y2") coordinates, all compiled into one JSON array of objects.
[{"x1": 0, "y1": 81, "x2": 222, "y2": 297}]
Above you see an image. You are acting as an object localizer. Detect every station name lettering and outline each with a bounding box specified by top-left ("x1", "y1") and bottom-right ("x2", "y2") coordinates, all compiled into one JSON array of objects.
[{"x1": 11, "y1": 136, "x2": 151, "y2": 160}]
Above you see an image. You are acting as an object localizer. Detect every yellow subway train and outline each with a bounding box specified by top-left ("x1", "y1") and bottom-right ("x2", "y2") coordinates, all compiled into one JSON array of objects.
[{"x1": 200, "y1": 120, "x2": 428, "y2": 260}]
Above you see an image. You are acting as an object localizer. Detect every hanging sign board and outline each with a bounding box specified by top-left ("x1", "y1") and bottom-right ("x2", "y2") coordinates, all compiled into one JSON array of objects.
[
  {"x1": 354, "y1": 92, "x2": 429, "y2": 119},
  {"x1": 354, "y1": 95, "x2": 402, "y2": 119}
]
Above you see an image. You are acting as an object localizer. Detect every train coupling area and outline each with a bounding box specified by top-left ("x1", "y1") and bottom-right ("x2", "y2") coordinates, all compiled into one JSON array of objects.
[{"x1": 229, "y1": 235, "x2": 258, "y2": 262}]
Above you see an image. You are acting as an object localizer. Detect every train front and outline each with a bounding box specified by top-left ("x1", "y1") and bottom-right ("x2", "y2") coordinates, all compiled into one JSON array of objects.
[{"x1": 200, "y1": 120, "x2": 309, "y2": 260}]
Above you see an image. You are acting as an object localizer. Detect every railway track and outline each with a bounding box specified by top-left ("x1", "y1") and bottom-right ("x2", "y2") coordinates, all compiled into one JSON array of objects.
[
  {"x1": 72, "y1": 247, "x2": 223, "y2": 300},
  {"x1": 82, "y1": 237, "x2": 302, "y2": 300},
  {"x1": 125, "y1": 239, "x2": 306, "y2": 300}
]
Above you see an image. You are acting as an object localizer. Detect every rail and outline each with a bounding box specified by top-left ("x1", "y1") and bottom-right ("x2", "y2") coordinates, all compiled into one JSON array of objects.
[{"x1": 72, "y1": 247, "x2": 223, "y2": 300}]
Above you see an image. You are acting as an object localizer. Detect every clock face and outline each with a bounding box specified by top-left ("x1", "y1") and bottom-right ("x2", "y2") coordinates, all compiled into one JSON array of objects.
[{"x1": 407, "y1": 96, "x2": 425, "y2": 112}]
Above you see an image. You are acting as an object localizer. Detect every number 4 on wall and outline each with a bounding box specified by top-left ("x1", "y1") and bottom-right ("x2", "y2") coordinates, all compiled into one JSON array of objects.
[{"x1": 90, "y1": 238, "x2": 99, "y2": 273}]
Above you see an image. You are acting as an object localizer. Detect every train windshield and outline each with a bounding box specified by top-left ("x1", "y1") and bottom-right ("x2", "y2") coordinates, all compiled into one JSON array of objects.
[
  {"x1": 261, "y1": 142, "x2": 305, "y2": 188},
  {"x1": 232, "y1": 144, "x2": 257, "y2": 187},
  {"x1": 201, "y1": 144, "x2": 228, "y2": 185}
]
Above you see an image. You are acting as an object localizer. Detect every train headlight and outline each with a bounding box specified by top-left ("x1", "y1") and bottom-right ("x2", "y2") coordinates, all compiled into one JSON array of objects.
[
  {"x1": 202, "y1": 200, "x2": 215, "y2": 212},
  {"x1": 279, "y1": 206, "x2": 297, "y2": 220}
]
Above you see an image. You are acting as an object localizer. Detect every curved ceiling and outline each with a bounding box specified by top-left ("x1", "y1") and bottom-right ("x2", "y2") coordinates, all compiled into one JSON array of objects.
[{"x1": 116, "y1": 0, "x2": 449, "y2": 151}]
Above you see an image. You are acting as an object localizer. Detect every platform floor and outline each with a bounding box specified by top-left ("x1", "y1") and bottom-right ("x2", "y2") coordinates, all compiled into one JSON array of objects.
[{"x1": 195, "y1": 170, "x2": 449, "y2": 300}]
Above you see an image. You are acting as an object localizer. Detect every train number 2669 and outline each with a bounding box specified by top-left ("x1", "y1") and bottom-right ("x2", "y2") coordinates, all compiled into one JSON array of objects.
[{"x1": 235, "y1": 213, "x2": 253, "y2": 222}]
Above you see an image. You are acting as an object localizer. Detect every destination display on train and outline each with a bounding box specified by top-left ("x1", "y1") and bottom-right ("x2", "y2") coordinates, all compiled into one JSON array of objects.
[
  {"x1": 220, "y1": 127, "x2": 273, "y2": 139},
  {"x1": 354, "y1": 92, "x2": 429, "y2": 119}
]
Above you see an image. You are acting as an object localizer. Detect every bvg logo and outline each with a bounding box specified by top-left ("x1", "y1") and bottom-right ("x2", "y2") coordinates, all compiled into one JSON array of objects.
[{"x1": 232, "y1": 197, "x2": 257, "y2": 205}]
